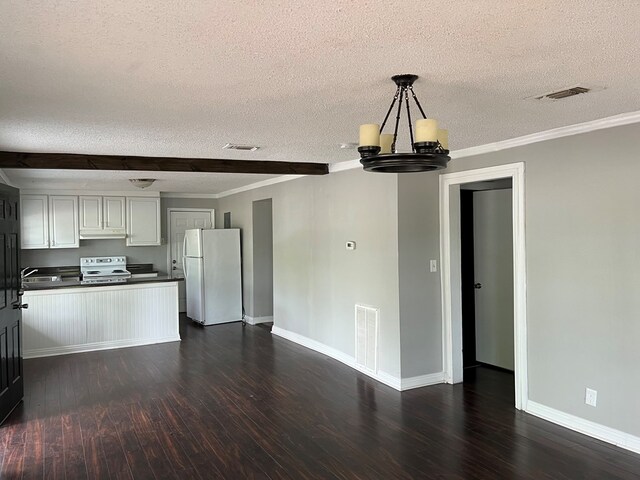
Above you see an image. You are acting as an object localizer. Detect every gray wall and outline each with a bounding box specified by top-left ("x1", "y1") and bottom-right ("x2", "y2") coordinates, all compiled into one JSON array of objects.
[
  {"x1": 397, "y1": 122, "x2": 640, "y2": 437},
  {"x1": 21, "y1": 197, "x2": 217, "y2": 274},
  {"x1": 217, "y1": 169, "x2": 402, "y2": 378},
  {"x1": 473, "y1": 189, "x2": 514, "y2": 370},
  {"x1": 252, "y1": 198, "x2": 273, "y2": 318}
]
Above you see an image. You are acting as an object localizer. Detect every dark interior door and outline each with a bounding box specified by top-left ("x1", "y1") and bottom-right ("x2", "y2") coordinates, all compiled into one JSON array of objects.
[
  {"x1": 460, "y1": 190, "x2": 479, "y2": 370},
  {"x1": 0, "y1": 183, "x2": 23, "y2": 424}
]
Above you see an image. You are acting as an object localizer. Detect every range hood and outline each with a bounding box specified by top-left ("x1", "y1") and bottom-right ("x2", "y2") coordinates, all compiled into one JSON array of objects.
[{"x1": 79, "y1": 232, "x2": 127, "y2": 240}]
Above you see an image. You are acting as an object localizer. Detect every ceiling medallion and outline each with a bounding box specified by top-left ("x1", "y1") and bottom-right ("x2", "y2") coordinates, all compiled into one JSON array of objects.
[{"x1": 358, "y1": 74, "x2": 450, "y2": 173}]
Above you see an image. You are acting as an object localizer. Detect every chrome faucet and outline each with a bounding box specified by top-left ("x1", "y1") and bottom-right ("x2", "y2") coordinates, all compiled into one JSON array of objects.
[{"x1": 21, "y1": 267, "x2": 39, "y2": 279}]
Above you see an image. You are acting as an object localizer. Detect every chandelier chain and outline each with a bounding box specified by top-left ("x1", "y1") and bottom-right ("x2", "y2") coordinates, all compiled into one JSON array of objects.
[
  {"x1": 404, "y1": 87, "x2": 415, "y2": 152},
  {"x1": 409, "y1": 86, "x2": 428, "y2": 119},
  {"x1": 392, "y1": 86, "x2": 405, "y2": 152},
  {"x1": 380, "y1": 85, "x2": 401, "y2": 133}
]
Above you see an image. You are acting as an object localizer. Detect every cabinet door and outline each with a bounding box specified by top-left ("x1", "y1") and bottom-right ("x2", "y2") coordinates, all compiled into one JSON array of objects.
[
  {"x1": 49, "y1": 196, "x2": 79, "y2": 249},
  {"x1": 126, "y1": 197, "x2": 161, "y2": 246},
  {"x1": 103, "y1": 196, "x2": 126, "y2": 231},
  {"x1": 20, "y1": 195, "x2": 49, "y2": 249},
  {"x1": 79, "y1": 196, "x2": 103, "y2": 231}
]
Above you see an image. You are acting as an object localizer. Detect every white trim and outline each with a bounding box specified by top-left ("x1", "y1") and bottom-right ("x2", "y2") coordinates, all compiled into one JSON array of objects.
[
  {"x1": 0, "y1": 169, "x2": 15, "y2": 187},
  {"x1": 440, "y1": 162, "x2": 528, "y2": 410},
  {"x1": 401, "y1": 372, "x2": 445, "y2": 390},
  {"x1": 244, "y1": 315, "x2": 273, "y2": 325},
  {"x1": 452, "y1": 110, "x2": 640, "y2": 160},
  {"x1": 526, "y1": 401, "x2": 640, "y2": 456},
  {"x1": 271, "y1": 325, "x2": 443, "y2": 392},
  {"x1": 24, "y1": 336, "x2": 181, "y2": 359},
  {"x1": 166, "y1": 208, "x2": 216, "y2": 278},
  {"x1": 160, "y1": 193, "x2": 218, "y2": 199},
  {"x1": 216, "y1": 175, "x2": 305, "y2": 199},
  {"x1": 324, "y1": 110, "x2": 640, "y2": 173}
]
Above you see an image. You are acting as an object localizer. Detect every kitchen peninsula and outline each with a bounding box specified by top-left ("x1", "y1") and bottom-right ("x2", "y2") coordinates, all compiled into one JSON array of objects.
[{"x1": 22, "y1": 275, "x2": 182, "y2": 358}]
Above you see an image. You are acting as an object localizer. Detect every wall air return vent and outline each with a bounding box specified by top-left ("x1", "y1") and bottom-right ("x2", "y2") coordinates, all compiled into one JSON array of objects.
[
  {"x1": 355, "y1": 304, "x2": 379, "y2": 373},
  {"x1": 222, "y1": 143, "x2": 260, "y2": 152}
]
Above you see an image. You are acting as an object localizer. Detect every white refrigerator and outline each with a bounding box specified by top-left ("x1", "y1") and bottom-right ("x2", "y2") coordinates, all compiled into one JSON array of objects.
[{"x1": 183, "y1": 228, "x2": 242, "y2": 325}]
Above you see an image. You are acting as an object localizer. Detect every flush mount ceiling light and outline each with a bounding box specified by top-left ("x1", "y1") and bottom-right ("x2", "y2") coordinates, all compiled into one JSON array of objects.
[
  {"x1": 129, "y1": 178, "x2": 156, "y2": 189},
  {"x1": 358, "y1": 74, "x2": 450, "y2": 173}
]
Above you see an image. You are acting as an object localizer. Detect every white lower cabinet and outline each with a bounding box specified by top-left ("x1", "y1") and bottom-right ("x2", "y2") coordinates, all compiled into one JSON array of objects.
[{"x1": 22, "y1": 282, "x2": 180, "y2": 358}]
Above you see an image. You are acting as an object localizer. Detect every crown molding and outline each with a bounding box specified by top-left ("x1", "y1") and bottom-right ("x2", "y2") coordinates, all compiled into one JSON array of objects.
[
  {"x1": 451, "y1": 110, "x2": 640, "y2": 160},
  {"x1": 0, "y1": 169, "x2": 15, "y2": 187},
  {"x1": 215, "y1": 175, "x2": 304, "y2": 199},
  {"x1": 160, "y1": 193, "x2": 218, "y2": 199},
  {"x1": 325, "y1": 110, "x2": 640, "y2": 174}
]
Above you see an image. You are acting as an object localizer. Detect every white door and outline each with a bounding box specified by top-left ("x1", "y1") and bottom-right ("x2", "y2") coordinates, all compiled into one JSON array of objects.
[
  {"x1": 49, "y1": 195, "x2": 79, "y2": 249},
  {"x1": 169, "y1": 210, "x2": 213, "y2": 312},
  {"x1": 473, "y1": 189, "x2": 514, "y2": 370}
]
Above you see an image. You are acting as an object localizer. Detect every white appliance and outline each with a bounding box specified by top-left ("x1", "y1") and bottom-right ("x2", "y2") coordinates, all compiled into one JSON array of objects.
[
  {"x1": 80, "y1": 256, "x2": 132, "y2": 284},
  {"x1": 183, "y1": 229, "x2": 242, "y2": 325}
]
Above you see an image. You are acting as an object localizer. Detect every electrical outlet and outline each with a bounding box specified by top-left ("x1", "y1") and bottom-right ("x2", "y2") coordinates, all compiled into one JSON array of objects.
[
  {"x1": 429, "y1": 259, "x2": 438, "y2": 273},
  {"x1": 585, "y1": 388, "x2": 598, "y2": 407}
]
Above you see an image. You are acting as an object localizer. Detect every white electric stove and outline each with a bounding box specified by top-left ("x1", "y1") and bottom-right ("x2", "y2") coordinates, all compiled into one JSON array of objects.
[{"x1": 80, "y1": 256, "x2": 132, "y2": 284}]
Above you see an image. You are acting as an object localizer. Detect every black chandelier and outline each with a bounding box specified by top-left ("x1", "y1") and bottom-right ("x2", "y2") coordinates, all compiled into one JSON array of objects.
[{"x1": 358, "y1": 74, "x2": 450, "y2": 173}]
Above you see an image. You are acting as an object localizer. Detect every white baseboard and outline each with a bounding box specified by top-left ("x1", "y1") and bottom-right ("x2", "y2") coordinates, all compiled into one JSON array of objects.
[
  {"x1": 526, "y1": 401, "x2": 640, "y2": 455},
  {"x1": 401, "y1": 372, "x2": 446, "y2": 390},
  {"x1": 24, "y1": 336, "x2": 181, "y2": 359},
  {"x1": 244, "y1": 315, "x2": 273, "y2": 325},
  {"x1": 271, "y1": 326, "x2": 444, "y2": 392}
]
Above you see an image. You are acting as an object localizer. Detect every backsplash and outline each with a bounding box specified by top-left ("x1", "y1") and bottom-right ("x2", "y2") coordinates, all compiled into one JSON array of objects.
[{"x1": 20, "y1": 239, "x2": 168, "y2": 274}]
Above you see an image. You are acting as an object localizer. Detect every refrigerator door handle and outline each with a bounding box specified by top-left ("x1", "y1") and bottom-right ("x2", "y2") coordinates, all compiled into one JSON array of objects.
[{"x1": 182, "y1": 234, "x2": 188, "y2": 278}]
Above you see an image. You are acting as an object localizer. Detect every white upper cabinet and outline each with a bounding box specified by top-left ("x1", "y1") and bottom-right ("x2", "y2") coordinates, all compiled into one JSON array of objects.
[
  {"x1": 126, "y1": 197, "x2": 161, "y2": 246},
  {"x1": 20, "y1": 195, "x2": 49, "y2": 249},
  {"x1": 79, "y1": 196, "x2": 103, "y2": 231},
  {"x1": 103, "y1": 197, "x2": 126, "y2": 231},
  {"x1": 79, "y1": 195, "x2": 125, "y2": 234},
  {"x1": 48, "y1": 196, "x2": 79, "y2": 249}
]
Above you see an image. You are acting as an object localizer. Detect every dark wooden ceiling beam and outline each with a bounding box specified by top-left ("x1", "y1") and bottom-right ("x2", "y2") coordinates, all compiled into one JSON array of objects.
[{"x1": 0, "y1": 151, "x2": 329, "y2": 175}]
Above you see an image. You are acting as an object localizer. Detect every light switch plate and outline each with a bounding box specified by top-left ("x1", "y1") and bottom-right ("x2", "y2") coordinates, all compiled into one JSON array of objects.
[
  {"x1": 429, "y1": 259, "x2": 438, "y2": 272},
  {"x1": 346, "y1": 241, "x2": 356, "y2": 250}
]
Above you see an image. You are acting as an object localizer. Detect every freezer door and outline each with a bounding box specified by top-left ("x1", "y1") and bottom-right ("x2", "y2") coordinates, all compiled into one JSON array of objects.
[
  {"x1": 184, "y1": 228, "x2": 203, "y2": 258},
  {"x1": 185, "y1": 257, "x2": 205, "y2": 322}
]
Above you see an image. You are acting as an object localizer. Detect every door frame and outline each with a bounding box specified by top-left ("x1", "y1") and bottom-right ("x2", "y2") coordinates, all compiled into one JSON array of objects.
[
  {"x1": 439, "y1": 162, "x2": 528, "y2": 410},
  {"x1": 166, "y1": 208, "x2": 215, "y2": 278}
]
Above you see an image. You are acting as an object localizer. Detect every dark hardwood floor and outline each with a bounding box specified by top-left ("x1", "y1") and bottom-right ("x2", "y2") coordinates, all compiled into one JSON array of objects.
[{"x1": 1, "y1": 316, "x2": 639, "y2": 479}]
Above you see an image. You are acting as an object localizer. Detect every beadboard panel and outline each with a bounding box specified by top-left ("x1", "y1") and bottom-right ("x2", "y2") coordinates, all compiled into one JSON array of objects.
[{"x1": 23, "y1": 282, "x2": 180, "y2": 358}]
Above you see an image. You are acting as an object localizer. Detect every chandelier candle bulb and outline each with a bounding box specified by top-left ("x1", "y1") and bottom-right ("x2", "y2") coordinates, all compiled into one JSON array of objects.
[
  {"x1": 359, "y1": 124, "x2": 381, "y2": 147},
  {"x1": 379, "y1": 134, "x2": 394, "y2": 154},
  {"x1": 415, "y1": 119, "x2": 438, "y2": 142},
  {"x1": 437, "y1": 129, "x2": 449, "y2": 150}
]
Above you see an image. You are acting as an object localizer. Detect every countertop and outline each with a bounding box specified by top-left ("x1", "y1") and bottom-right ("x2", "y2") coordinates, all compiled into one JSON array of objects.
[{"x1": 23, "y1": 275, "x2": 182, "y2": 291}]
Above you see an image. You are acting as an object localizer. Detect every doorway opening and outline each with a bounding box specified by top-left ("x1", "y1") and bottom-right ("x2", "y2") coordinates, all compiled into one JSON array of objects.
[
  {"x1": 167, "y1": 208, "x2": 215, "y2": 312},
  {"x1": 460, "y1": 179, "x2": 514, "y2": 396},
  {"x1": 440, "y1": 163, "x2": 527, "y2": 410},
  {"x1": 248, "y1": 198, "x2": 273, "y2": 325}
]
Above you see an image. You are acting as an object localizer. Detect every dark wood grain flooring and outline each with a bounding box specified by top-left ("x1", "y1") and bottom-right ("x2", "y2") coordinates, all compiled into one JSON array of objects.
[{"x1": 1, "y1": 316, "x2": 639, "y2": 479}]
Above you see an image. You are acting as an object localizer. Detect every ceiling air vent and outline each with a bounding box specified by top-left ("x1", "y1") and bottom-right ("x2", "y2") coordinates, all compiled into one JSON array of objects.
[
  {"x1": 222, "y1": 143, "x2": 260, "y2": 152},
  {"x1": 531, "y1": 85, "x2": 596, "y2": 101}
]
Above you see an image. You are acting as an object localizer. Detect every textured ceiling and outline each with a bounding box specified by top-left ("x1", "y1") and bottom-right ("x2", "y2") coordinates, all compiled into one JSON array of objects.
[{"x1": 1, "y1": 0, "x2": 639, "y2": 192}]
